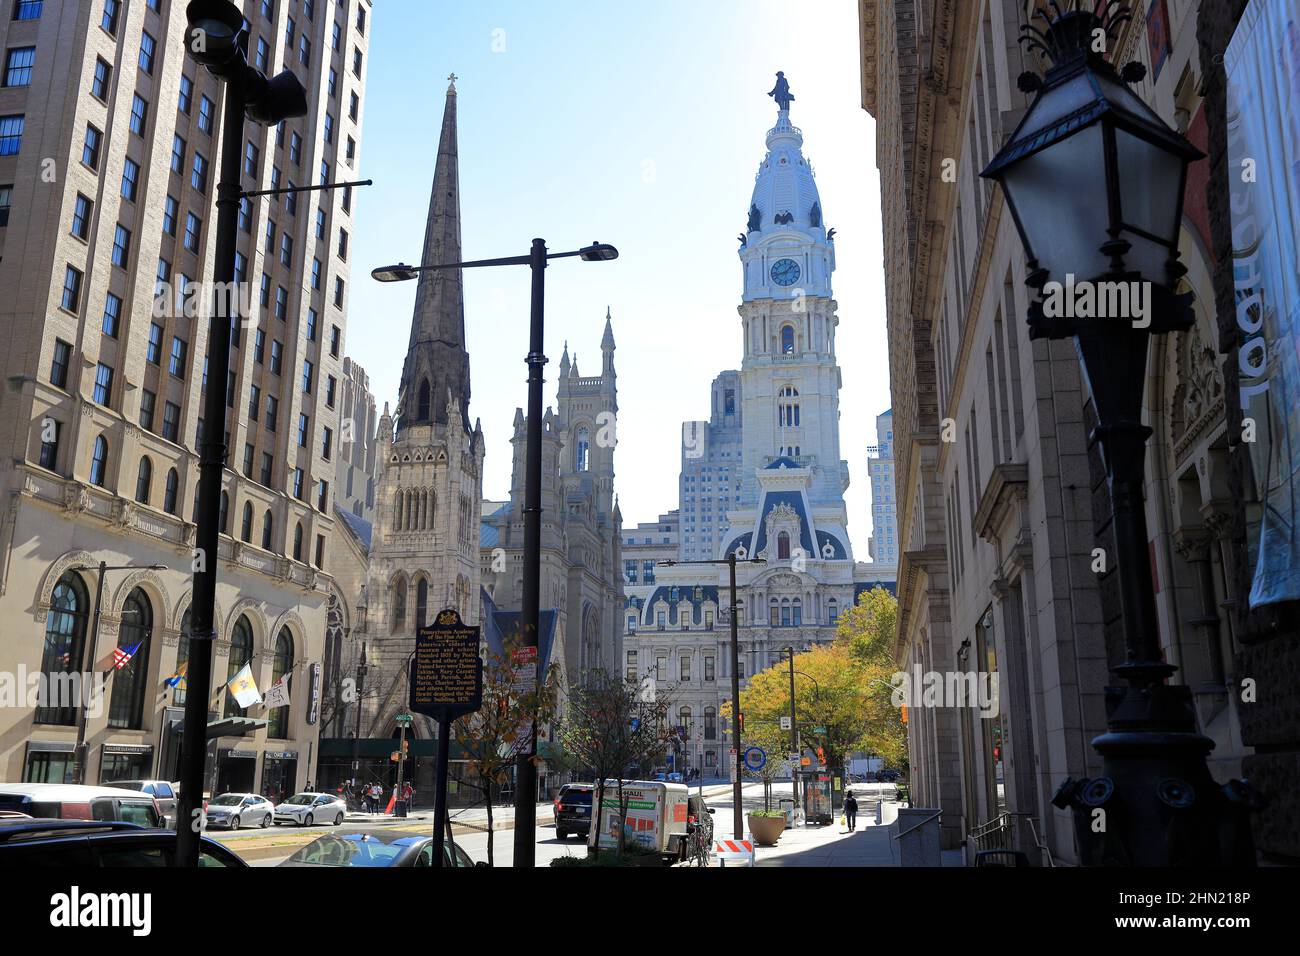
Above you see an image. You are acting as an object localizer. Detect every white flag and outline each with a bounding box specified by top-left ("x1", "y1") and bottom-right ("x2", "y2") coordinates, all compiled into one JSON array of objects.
[
  {"x1": 264, "y1": 673, "x2": 291, "y2": 710},
  {"x1": 227, "y1": 662, "x2": 262, "y2": 708}
]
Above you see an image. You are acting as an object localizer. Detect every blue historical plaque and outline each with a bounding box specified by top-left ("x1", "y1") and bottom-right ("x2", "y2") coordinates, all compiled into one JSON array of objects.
[{"x1": 409, "y1": 608, "x2": 483, "y2": 719}]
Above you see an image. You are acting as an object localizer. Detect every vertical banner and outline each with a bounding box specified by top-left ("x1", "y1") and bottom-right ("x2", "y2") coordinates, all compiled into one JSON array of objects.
[{"x1": 1225, "y1": 0, "x2": 1300, "y2": 608}]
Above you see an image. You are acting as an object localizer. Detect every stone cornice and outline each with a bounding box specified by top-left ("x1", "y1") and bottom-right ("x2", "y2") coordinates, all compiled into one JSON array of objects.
[{"x1": 973, "y1": 462, "x2": 1029, "y2": 545}]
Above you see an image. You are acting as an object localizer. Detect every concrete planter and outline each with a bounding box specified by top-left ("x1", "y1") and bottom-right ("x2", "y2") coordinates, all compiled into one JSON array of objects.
[{"x1": 748, "y1": 814, "x2": 785, "y2": 846}]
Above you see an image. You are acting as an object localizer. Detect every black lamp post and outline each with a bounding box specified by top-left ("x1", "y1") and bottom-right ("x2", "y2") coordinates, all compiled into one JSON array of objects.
[
  {"x1": 979, "y1": 3, "x2": 1259, "y2": 865},
  {"x1": 373, "y1": 240, "x2": 618, "y2": 868},
  {"x1": 175, "y1": 0, "x2": 309, "y2": 869}
]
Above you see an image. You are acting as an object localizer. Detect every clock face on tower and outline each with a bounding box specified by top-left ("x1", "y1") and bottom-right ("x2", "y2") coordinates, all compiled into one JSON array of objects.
[{"x1": 770, "y1": 258, "x2": 801, "y2": 287}]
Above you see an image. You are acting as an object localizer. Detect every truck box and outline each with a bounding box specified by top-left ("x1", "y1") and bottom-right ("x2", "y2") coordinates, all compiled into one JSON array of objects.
[{"x1": 592, "y1": 779, "x2": 690, "y2": 861}]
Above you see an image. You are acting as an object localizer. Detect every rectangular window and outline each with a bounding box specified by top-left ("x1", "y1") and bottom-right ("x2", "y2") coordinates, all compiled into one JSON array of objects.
[
  {"x1": 349, "y1": 91, "x2": 359, "y2": 121},
  {"x1": 244, "y1": 140, "x2": 259, "y2": 176},
  {"x1": 49, "y1": 339, "x2": 71, "y2": 388},
  {"x1": 315, "y1": 534, "x2": 325, "y2": 569},
  {"x1": 285, "y1": 16, "x2": 295, "y2": 46},
  {"x1": 297, "y1": 412, "x2": 309, "y2": 447},
  {"x1": 242, "y1": 443, "x2": 254, "y2": 478},
  {"x1": 120, "y1": 157, "x2": 139, "y2": 202},
  {"x1": 0, "y1": 183, "x2": 10, "y2": 226},
  {"x1": 256, "y1": 452, "x2": 272, "y2": 486},
  {"x1": 71, "y1": 193, "x2": 92, "y2": 239},
  {"x1": 317, "y1": 480, "x2": 328, "y2": 512},
  {"x1": 352, "y1": 47, "x2": 363, "y2": 77},
  {"x1": 239, "y1": 196, "x2": 252, "y2": 233},
  {"x1": 284, "y1": 182, "x2": 296, "y2": 216},
  {"x1": 327, "y1": 68, "x2": 337, "y2": 99},
  {"x1": 315, "y1": 207, "x2": 326, "y2": 239},
  {"x1": 162, "y1": 401, "x2": 180, "y2": 442},
  {"x1": 169, "y1": 336, "x2": 188, "y2": 378},
  {"x1": 356, "y1": 5, "x2": 366, "y2": 33},
  {"x1": 332, "y1": 21, "x2": 342, "y2": 50},
  {"x1": 704, "y1": 657, "x2": 715, "y2": 682},
  {"x1": 138, "y1": 30, "x2": 156, "y2": 74},
  {"x1": 129, "y1": 94, "x2": 148, "y2": 136},
  {"x1": 255, "y1": 36, "x2": 268, "y2": 71},
  {"x1": 311, "y1": 257, "x2": 321, "y2": 290},
  {"x1": 301, "y1": 359, "x2": 313, "y2": 394},
  {"x1": 198, "y1": 95, "x2": 213, "y2": 134},
  {"x1": 178, "y1": 73, "x2": 193, "y2": 113},
  {"x1": 325, "y1": 375, "x2": 336, "y2": 408},
  {"x1": 298, "y1": 33, "x2": 310, "y2": 66},
  {"x1": 0, "y1": 113, "x2": 22, "y2": 156},
  {"x1": 322, "y1": 426, "x2": 333, "y2": 461},
  {"x1": 102, "y1": 293, "x2": 121, "y2": 337},
  {"x1": 259, "y1": 273, "x2": 270, "y2": 307},
  {"x1": 82, "y1": 124, "x2": 101, "y2": 169},
  {"x1": 307, "y1": 309, "x2": 318, "y2": 342},
  {"x1": 323, "y1": 112, "x2": 333, "y2": 144},
  {"x1": 254, "y1": 329, "x2": 265, "y2": 364},
  {"x1": 101, "y1": 0, "x2": 119, "y2": 36},
  {"x1": 162, "y1": 195, "x2": 178, "y2": 236},
  {"x1": 60, "y1": 265, "x2": 82, "y2": 313},
  {"x1": 337, "y1": 227, "x2": 348, "y2": 261},
  {"x1": 38, "y1": 420, "x2": 60, "y2": 469},
  {"x1": 625, "y1": 650, "x2": 637, "y2": 681},
  {"x1": 111, "y1": 224, "x2": 131, "y2": 267},
  {"x1": 191, "y1": 152, "x2": 208, "y2": 193},
  {"x1": 292, "y1": 467, "x2": 303, "y2": 499},
  {"x1": 334, "y1": 277, "x2": 345, "y2": 308},
  {"x1": 266, "y1": 395, "x2": 278, "y2": 431},
  {"x1": 146, "y1": 323, "x2": 163, "y2": 364},
  {"x1": 171, "y1": 134, "x2": 185, "y2": 173},
  {"x1": 275, "y1": 286, "x2": 287, "y2": 321},
  {"x1": 93, "y1": 362, "x2": 114, "y2": 405},
  {"x1": 330, "y1": 325, "x2": 341, "y2": 358},
  {"x1": 138, "y1": 389, "x2": 156, "y2": 430},
  {"x1": 264, "y1": 218, "x2": 276, "y2": 253},
  {"x1": 4, "y1": 45, "x2": 34, "y2": 87},
  {"x1": 13, "y1": 1, "x2": 42, "y2": 21},
  {"x1": 261, "y1": 0, "x2": 273, "y2": 18},
  {"x1": 270, "y1": 339, "x2": 283, "y2": 374},
  {"x1": 680, "y1": 656, "x2": 691, "y2": 681},
  {"x1": 345, "y1": 136, "x2": 355, "y2": 163},
  {"x1": 289, "y1": 130, "x2": 302, "y2": 164},
  {"x1": 320, "y1": 159, "x2": 329, "y2": 186},
  {"x1": 280, "y1": 232, "x2": 293, "y2": 266},
  {"x1": 248, "y1": 384, "x2": 260, "y2": 421}
]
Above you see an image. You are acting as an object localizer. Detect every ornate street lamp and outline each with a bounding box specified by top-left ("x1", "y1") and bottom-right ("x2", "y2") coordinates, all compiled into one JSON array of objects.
[{"x1": 980, "y1": 2, "x2": 1260, "y2": 865}]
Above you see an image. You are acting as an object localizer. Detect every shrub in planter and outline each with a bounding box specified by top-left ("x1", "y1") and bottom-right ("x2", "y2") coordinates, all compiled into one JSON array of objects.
[{"x1": 747, "y1": 809, "x2": 786, "y2": 846}]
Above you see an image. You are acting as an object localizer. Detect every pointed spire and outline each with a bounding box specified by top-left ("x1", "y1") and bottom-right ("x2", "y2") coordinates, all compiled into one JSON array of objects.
[
  {"x1": 398, "y1": 79, "x2": 471, "y2": 433},
  {"x1": 602, "y1": 308, "x2": 615, "y2": 351},
  {"x1": 570, "y1": 354, "x2": 579, "y2": 378},
  {"x1": 559, "y1": 341, "x2": 570, "y2": 374}
]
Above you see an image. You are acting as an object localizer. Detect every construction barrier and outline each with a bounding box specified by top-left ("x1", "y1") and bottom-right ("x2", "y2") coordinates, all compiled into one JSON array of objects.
[{"x1": 714, "y1": 838, "x2": 755, "y2": 867}]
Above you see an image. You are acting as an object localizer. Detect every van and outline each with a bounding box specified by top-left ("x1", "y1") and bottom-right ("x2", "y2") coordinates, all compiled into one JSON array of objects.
[
  {"x1": 0, "y1": 783, "x2": 165, "y2": 828},
  {"x1": 592, "y1": 779, "x2": 693, "y2": 863}
]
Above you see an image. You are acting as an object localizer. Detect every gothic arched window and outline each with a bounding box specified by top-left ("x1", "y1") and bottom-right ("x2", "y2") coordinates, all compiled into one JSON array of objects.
[
  {"x1": 261, "y1": 509, "x2": 274, "y2": 550},
  {"x1": 268, "y1": 626, "x2": 293, "y2": 738},
  {"x1": 391, "y1": 575, "x2": 407, "y2": 633},
  {"x1": 109, "y1": 588, "x2": 152, "y2": 729},
  {"x1": 415, "y1": 578, "x2": 428, "y2": 630},
  {"x1": 163, "y1": 468, "x2": 179, "y2": 514},
  {"x1": 781, "y1": 324, "x2": 795, "y2": 354},
  {"x1": 240, "y1": 501, "x2": 253, "y2": 542},
  {"x1": 135, "y1": 456, "x2": 152, "y2": 504},
  {"x1": 224, "y1": 615, "x2": 253, "y2": 718},
  {"x1": 576, "y1": 427, "x2": 590, "y2": 472},
  {"x1": 90, "y1": 435, "x2": 109, "y2": 486},
  {"x1": 417, "y1": 379, "x2": 431, "y2": 421},
  {"x1": 36, "y1": 572, "x2": 89, "y2": 725},
  {"x1": 293, "y1": 522, "x2": 303, "y2": 561}
]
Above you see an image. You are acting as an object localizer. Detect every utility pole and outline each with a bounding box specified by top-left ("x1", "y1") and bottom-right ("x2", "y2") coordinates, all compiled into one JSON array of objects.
[{"x1": 786, "y1": 646, "x2": 800, "y2": 824}]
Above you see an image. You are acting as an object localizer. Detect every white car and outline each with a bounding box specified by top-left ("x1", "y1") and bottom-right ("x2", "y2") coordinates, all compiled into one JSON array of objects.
[
  {"x1": 274, "y1": 792, "x2": 346, "y2": 827},
  {"x1": 204, "y1": 793, "x2": 274, "y2": 829}
]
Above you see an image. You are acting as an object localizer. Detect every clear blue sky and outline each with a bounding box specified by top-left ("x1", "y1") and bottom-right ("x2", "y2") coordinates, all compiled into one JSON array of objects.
[{"x1": 349, "y1": 0, "x2": 891, "y2": 554}]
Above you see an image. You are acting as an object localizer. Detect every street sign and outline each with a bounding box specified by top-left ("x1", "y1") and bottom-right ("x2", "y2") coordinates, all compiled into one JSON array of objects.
[
  {"x1": 743, "y1": 747, "x2": 766, "y2": 772},
  {"x1": 812, "y1": 726, "x2": 826, "y2": 734},
  {"x1": 409, "y1": 609, "x2": 483, "y2": 719},
  {"x1": 394, "y1": 713, "x2": 413, "y2": 725},
  {"x1": 780, "y1": 715, "x2": 792, "y2": 731},
  {"x1": 788, "y1": 753, "x2": 801, "y2": 764}
]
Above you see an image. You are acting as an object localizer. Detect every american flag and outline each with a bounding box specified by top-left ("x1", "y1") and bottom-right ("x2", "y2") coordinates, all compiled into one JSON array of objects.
[{"x1": 110, "y1": 642, "x2": 142, "y2": 671}]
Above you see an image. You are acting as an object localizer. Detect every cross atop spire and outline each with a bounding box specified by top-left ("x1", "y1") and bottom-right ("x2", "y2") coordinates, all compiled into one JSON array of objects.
[{"x1": 447, "y1": 72, "x2": 457, "y2": 93}]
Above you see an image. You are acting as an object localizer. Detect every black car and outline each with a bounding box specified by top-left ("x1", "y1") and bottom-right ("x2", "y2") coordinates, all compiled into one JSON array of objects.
[
  {"x1": 278, "y1": 831, "x2": 481, "y2": 867},
  {"x1": 553, "y1": 784, "x2": 594, "y2": 839},
  {"x1": 878, "y1": 769, "x2": 902, "y2": 782},
  {"x1": 0, "y1": 818, "x2": 248, "y2": 867}
]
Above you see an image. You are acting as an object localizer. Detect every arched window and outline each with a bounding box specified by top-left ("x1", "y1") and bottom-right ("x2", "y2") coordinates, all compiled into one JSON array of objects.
[
  {"x1": 261, "y1": 509, "x2": 274, "y2": 549},
  {"x1": 390, "y1": 575, "x2": 406, "y2": 633},
  {"x1": 268, "y1": 627, "x2": 293, "y2": 738},
  {"x1": 777, "y1": 385, "x2": 800, "y2": 428},
  {"x1": 704, "y1": 707, "x2": 717, "y2": 740},
  {"x1": 792, "y1": 598, "x2": 802, "y2": 626},
  {"x1": 240, "y1": 501, "x2": 253, "y2": 542},
  {"x1": 135, "y1": 457, "x2": 152, "y2": 503},
  {"x1": 415, "y1": 578, "x2": 428, "y2": 630},
  {"x1": 224, "y1": 615, "x2": 253, "y2": 718},
  {"x1": 575, "y1": 427, "x2": 590, "y2": 472},
  {"x1": 777, "y1": 531, "x2": 791, "y2": 560},
  {"x1": 35, "y1": 572, "x2": 89, "y2": 725},
  {"x1": 109, "y1": 588, "x2": 152, "y2": 729},
  {"x1": 781, "y1": 324, "x2": 795, "y2": 354},
  {"x1": 678, "y1": 706, "x2": 692, "y2": 740},
  {"x1": 90, "y1": 435, "x2": 109, "y2": 486},
  {"x1": 393, "y1": 488, "x2": 403, "y2": 529},
  {"x1": 163, "y1": 468, "x2": 179, "y2": 515},
  {"x1": 174, "y1": 609, "x2": 191, "y2": 706},
  {"x1": 219, "y1": 491, "x2": 229, "y2": 534},
  {"x1": 293, "y1": 522, "x2": 303, "y2": 561},
  {"x1": 417, "y1": 379, "x2": 431, "y2": 421}
]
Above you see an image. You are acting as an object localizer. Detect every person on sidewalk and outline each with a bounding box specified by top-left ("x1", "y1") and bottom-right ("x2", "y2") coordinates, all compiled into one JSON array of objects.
[{"x1": 844, "y1": 791, "x2": 858, "y2": 832}]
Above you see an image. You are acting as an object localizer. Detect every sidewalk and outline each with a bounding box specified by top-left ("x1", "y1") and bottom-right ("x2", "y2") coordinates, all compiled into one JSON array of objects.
[{"x1": 343, "y1": 800, "x2": 554, "y2": 830}]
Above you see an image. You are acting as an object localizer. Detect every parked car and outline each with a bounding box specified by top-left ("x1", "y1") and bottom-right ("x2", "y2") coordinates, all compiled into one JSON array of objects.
[
  {"x1": 667, "y1": 772, "x2": 684, "y2": 784},
  {"x1": 274, "y1": 792, "x2": 346, "y2": 827},
  {"x1": 0, "y1": 818, "x2": 246, "y2": 867},
  {"x1": 278, "y1": 831, "x2": 483, "y2": 867},
  {"x1": 553, "y1": 783, "x2": 594, "y2": 839},
  {"x1": 203, "y1": 793, "x2": 274, "y2": 829},
  {"x1": 878, "y1": 769, "x2": 902, "y2": 782},
  {"x1": 108, "y1": 780, "x2": 178, "y2": 828},
  {"x1": 0, "y1": 783, "x2": 164, "y2": 829}
]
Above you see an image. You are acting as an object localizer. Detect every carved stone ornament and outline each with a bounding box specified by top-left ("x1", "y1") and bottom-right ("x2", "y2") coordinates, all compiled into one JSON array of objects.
[{"x1": 64, "y1": 485, "x2": 91, "y2": 514}]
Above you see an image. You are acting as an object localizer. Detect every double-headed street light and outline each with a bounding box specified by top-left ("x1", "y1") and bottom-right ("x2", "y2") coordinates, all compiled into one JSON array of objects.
[
  {"x1": 175, "y1": 0, "x2": 309, "y2": 869},
  {"x1": 980, "y1": 2, "x2": 1258, "y2": 865},
  {"x1": 372, "y1": 239, "x2": 618, "y2": 868}
]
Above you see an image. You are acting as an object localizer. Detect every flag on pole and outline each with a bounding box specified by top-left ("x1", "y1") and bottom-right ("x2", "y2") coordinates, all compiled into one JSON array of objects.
[
  {"x1": 264, "y1": 673, "x2": 290, "y2": 709},
  {"x1": 226, "y1": 662, "x2": 262, "y2": 707},
  {"x1": 165, "y1": 661, "x2": 188, "y2": 689},
  {"x1": 109, "y1": 642, "x2": 142, "y2": 671}
]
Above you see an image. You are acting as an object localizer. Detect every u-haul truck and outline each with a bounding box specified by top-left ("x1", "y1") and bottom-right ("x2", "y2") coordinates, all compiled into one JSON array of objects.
[{"x1": 591, "y1": 779, "x2": 690, "y2": 862}]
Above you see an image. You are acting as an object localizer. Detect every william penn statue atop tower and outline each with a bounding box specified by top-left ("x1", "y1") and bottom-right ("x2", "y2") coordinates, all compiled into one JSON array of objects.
[{"x1": 768, "y1": 71, "x2": 794, "y2": 111}]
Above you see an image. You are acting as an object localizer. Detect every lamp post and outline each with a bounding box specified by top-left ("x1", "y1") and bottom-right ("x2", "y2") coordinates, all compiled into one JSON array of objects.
[
  {"x1": 659, "y1": 553, "x2": 765, "y2": 839},
  {"x1": 69, "y1": 562, "x2": 167, "y2": 784},
  {"x1": 782, "y1": 646, "x2": 800, "y2": 820},
  {"x1": 374, "y1": 240, "x2": 618, "y2": 867},
  {"x1": 174, "y1": 0, "x2": 310, "y2": 868},
  {"x1": 351, "y1": 642, "x2": 368, "y2": 789},
  {"x1": 979, "y1": 3, "x2": 1259, "y2": 865}
]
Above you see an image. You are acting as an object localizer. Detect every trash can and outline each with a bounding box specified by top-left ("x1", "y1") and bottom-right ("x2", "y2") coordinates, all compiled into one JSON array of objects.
[
  {"x1": 778, "y1": 798, "x2": 795, "y2": 829},
  {"x1": 395, "y1": 799, "x2": 409, "y2": 818}
]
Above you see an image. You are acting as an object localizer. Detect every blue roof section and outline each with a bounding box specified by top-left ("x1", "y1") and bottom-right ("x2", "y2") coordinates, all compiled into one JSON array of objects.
[
  {"x1": 335, "y1": 507, "x2": 373, "y2": 550},
  {"x1": 753, "y1": 491, "x2": 814, "y2": 556},
  {"x1": 479, "y1": 502, "x2": 510, "y2": 548},
  {"x1": 765, "y1": 456, "x2": 801, "y2": 470},
  {"x1": 723, "y1": 531, "x2": 752, "y2": 558},
  {"x1": 854, "y1": 580, "x2": 897, "y2": 600},
  {"x1": 641, "y1": 584, "x2": 721, "y2": 626},
  {"x1": 815, "y1": 530, "x2": 847, "y2": 560}
]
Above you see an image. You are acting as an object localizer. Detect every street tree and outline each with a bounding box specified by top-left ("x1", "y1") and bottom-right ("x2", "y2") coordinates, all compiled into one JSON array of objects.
[
  {"x1": 555, "y1": 669, "x2": 677, "y2": 856},
  {"x1": 836, "y1": 586, "x2": 908, "y2": 771},
  {"x1": 451, "y1": 637, "x2": 557, "y2": 866}
]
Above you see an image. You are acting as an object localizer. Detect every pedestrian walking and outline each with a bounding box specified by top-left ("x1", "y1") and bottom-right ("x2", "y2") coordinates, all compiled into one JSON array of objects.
[{"x1": 844, "y1": 791, "x2": 859, "y2": 832}]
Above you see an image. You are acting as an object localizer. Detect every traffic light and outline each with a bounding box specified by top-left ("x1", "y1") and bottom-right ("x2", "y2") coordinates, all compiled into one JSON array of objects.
[{"x1": 816, "y1": 746, "x2": 826, "y2": 767}]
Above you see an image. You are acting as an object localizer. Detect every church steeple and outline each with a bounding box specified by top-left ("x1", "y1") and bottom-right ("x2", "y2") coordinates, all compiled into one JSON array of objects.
[{"x1": 398, "y1": 76, "x2": 471, "y2": 433}]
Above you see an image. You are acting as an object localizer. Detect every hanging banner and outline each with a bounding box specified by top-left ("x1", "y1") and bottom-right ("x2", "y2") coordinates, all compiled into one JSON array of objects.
[{"x1": 1225, "y1": 0, "x2": 1300, "y2": 609}]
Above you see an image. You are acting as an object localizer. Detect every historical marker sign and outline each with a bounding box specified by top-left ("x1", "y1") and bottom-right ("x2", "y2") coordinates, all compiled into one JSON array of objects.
[{"x1": 409, "y1": 608, "x2": 483, "y2": 719}]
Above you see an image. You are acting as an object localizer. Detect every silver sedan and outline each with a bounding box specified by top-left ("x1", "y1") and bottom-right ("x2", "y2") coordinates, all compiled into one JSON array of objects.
[
  {"x1": 274, "y1": 792, "x2": 347, "y2": 827},
  {"x1": 204, "y1": 793, "x2": 274, "y2": 829}
]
